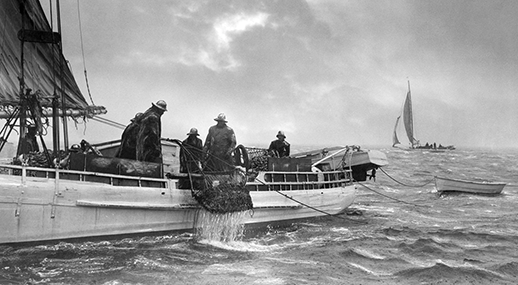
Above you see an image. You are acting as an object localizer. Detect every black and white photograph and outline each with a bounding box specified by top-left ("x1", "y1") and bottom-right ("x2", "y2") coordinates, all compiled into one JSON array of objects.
[{"x1": 0, "y1": 0, "x2": 517, "y2": 284}]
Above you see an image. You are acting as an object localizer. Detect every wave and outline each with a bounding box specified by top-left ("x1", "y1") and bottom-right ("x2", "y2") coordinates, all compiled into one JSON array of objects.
[
  {"x1": 395, "y1": 261, "x2": 513, "y2": 283},
  {"x1": 494, "y1": 261, "x2": 518, "y2": 278},
  {"x1": 196, "y1": 239, "x2": 281, "y2": 252}
]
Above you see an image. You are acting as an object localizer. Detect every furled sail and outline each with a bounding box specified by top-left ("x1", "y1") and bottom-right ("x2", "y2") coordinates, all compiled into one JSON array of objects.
[{"x1": 0, "y1": 0, "x2": 106, "y2": 118}]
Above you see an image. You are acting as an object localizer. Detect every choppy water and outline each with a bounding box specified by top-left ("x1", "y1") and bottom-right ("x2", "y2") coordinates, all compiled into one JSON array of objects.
[{"x1": 1, "y1": 147, "x2": 518, "y2": 284}]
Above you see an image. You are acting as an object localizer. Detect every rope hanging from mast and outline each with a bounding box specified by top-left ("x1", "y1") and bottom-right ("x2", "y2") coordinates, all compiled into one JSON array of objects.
[{"x1": 76, "y1": 0, "x2": 95, "y2": 106}]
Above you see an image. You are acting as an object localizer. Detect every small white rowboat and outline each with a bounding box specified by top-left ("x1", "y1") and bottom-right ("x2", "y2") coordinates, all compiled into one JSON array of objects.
[{"x1": 434, "y1": 176, "x2": 506, "y2": 195}]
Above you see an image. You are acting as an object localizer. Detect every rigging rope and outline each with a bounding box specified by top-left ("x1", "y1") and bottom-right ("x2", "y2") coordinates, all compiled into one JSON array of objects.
[
  {"x1": 337, "y1": 149, "x2": 428, "y2": 207},
  {"x1": 379, "y1": 167, "x2": 434, "y2": 187},
  {"x1": 355, "y1": 180, "x2": 428, "y2": 208},
  {"x1": 76, "y1": 0, "x2": 95, "y2": 106},
  {"x1": 254, "y1": 178, "x2": 367, "y2": 224}
]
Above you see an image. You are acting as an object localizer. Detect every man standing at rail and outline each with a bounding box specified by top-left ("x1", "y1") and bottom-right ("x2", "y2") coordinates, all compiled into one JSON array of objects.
[{"x1": 203, "y1": 113, "x2": 236, "y2": 171}]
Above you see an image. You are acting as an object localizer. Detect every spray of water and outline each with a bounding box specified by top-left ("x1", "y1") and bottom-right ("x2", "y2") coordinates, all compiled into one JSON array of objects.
[{"x1": 194, "y1": 210, "x2": 251, "y2": 242}]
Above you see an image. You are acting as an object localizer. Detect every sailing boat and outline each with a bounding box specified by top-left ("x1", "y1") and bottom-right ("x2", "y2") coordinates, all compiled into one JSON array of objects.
[
  {"x1": 0, "y1": 0, "x2": 368, "y2": 245},
  {"x1": 392, "y1": 81, "x2": 420, "y2": 149},
  {"x1": 392, "y1": 82, "x2": 455, "y2": 150}
]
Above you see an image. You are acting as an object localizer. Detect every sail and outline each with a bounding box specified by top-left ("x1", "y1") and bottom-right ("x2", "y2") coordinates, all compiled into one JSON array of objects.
[
  {"x1": 402, "y1": 88, "x2": 414, "y2": 145},
  {"x1": 0, "y1": 0, "x2": 106, "y2": 118},
  {"x1": 392, "y1": 115, "x2": 401, "y2": 147}
]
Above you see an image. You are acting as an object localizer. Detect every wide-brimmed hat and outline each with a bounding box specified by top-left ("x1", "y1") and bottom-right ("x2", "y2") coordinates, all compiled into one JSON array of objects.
[
  {"x1": 214, "y1": 113, "x2": 227, "y2": 122},
  {"x1": 152, "y1": 100, "x2": 167, "y2": 111},
  {"x1": 187, "y1": 127, "x2": 199, "y2": 136},
  {"x1": 276, "y1": 131, "x2": 286, "y2": 138}
]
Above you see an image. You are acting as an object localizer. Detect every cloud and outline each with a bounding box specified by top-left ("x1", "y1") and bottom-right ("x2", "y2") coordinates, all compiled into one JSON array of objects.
[{"x1": 47, "y1": 0, "x2": 518, "y2": 149}]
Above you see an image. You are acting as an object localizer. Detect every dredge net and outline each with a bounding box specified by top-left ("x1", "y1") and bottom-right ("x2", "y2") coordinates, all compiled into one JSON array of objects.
[
  {"x1": 173, "y1": 141, "x2": 255, "y2": 214},
  {"x1": 246, "y1": 147, "x2": 269, "y2": 171},
  {"x1": 191, "y1": 169, "x2": 253, "y2": 214}
]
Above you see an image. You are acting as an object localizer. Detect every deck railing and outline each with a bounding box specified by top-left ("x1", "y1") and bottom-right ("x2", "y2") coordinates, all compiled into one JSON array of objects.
[
  {"x1": 1, "y1": 164, "x2": 353, "y2": 192},
  {"x1": 0, "y1": 164, "x2": 168, "y2": 188},
  {"x1": 246, "y1": 169, "x2": 352, "y2": 191}
]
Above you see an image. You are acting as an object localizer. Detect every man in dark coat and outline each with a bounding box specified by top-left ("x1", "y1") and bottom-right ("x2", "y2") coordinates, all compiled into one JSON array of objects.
[
  {"x1": 136, "y1": 100, "x2": 167, "y2": 163},
  {"x1": 179, "y1": 127, "x2": 203, "y2": 189},
  {"x1": 268, "y1": 131, "x2": 290, "y2": 157},
  {"x1": 180, "y1": 127, "x2": 203, "y2": 173},
  {"x1": 26, "y1": 125, "x2": 39, "y2": 153},
  {"x1": 203, "y1": 113, "x2": 236, "y2": 171},
  {"x1": 116, "y1": 112, "x2": 143, "y2": 160}
]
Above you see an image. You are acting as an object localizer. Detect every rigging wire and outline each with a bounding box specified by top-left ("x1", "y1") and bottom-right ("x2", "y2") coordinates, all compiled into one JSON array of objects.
[
  {"x1": 76, "y1": 0, "x2": 95, "y2": 106},
  {"x1": 89, "y1": 116, "x2": 126, "y2": 130},
  {"x1": 95, "y1": 116, "x2": 126, "y2": 128}
]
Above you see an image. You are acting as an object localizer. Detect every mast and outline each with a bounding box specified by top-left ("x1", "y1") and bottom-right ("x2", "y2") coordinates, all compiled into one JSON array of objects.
[
  {"x1": 16, "y1": 3, "x2": 28, "y2": 156},
  {"x1": 1, "y1": 0, "x2": 107, "y2": 157},
  {"x1": 56, "y1": 0, "x2": 69, "y2": 152},
  {"x1": 50, "y1": 0, "x2": 60, "y2": 157}
]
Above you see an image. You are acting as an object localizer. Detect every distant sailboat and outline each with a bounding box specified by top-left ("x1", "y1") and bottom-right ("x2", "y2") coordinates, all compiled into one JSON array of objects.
[
  {"x1": 392, "y1": 81, "x2": 455, "y2": 150},
  {"x1": 392, "y1": 81, "x2": 420, "y2": 149}
]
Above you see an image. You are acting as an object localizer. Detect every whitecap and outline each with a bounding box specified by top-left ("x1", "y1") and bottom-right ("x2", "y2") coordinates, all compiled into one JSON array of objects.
[
  {"x1": 197, "y1": 239, "x2": 282, "y2": 252},
  {"x1": 352, "y1": 248, "x2": 386, "y2": 260},
  {"x1": 347, "y1": 262, "x2": 393, "y2": 276}
]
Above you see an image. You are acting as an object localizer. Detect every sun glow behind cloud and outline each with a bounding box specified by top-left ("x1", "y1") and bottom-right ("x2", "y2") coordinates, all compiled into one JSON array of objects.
[
  {"x1": 194, "y1": 12, "x2": 269, "y2": 71},
  {"x1": 47, "y1": 0, "x2": 518, "y2": 149}
]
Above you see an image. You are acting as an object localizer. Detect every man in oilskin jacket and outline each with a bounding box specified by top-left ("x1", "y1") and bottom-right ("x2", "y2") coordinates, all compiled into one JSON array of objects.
[
  {"x1": 203, "y1": 113, "x2": 236, "y2": 171},
  {"x1": 268, "y1": 131, "x2": 290, "y2": 158},
  {"x1": 136, "y1": 100, "x2": 167, "y2": 163},
  {"x1": 180, "y1": 128, "x2": 203, "y2": 173},
  {"x1": 179, "y1": 127, "x2": 203, "y2": 189},
  {"x1": 116, "y1": 112, "x2": 143, "y2": 160}
]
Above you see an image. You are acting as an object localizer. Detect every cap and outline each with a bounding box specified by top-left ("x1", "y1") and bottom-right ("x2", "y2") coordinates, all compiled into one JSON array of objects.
[{"x1": 276, "y1": 131, "x2": 286, "y2": 138}]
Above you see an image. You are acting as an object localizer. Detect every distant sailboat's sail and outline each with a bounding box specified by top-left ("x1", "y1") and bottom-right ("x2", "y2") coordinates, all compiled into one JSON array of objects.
[
  {"x1": 0, "y1": 0, "x2": 106, "y2": 117},
  {"x1": 393, "y1": 81, "x2": 418, "y2": 148},
  {"x1": 402, "y1": 87, "x2": 415, "y2": 146},
  {"x1": 392, "y1": 115, "x2": 401, "y2": 147}
]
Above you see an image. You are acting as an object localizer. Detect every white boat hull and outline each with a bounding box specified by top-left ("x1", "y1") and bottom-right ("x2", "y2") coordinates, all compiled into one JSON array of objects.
[
  {"x1": 0, "y1": 165, "x2": 356, "y2": 244},
  {"x1": 434, "y1": 176, "x2": 506, "y2": 195}
]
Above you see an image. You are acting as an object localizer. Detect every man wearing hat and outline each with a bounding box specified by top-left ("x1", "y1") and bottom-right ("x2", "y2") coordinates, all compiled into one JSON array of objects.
[
  {"x1": 268, "y1": 131, "x2": 290, "y2": 157},
  {"x1": 178, "y1": 127, "x2": 203, "y2": 188},
  {"x1": 116, "y1": 112, "x2": 143, "y2": 160},
  {"x1": 203, "y1": 113, "x2": 237, "y2": 171},
  {"x1": 136, "y1": 100, "x2": 167, "y2": 162},
  {"x1": 180, "y1": 128, "x2": 203, "y2": 173}
]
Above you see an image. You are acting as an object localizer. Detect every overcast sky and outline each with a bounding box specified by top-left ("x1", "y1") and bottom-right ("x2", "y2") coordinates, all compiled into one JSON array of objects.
[{"x1": 46, "y1": 0, "x2": 517, "y2": 150}]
